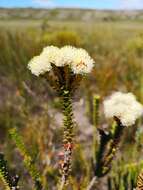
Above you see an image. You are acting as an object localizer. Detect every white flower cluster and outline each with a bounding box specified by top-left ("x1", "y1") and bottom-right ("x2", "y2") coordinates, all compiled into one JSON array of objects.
[
  {"x1": 28, "y1": 45, "x2": 94, "y2": 76},
  {"x1": 103, "y1": 92, "x2": 143, "y2": 126}
]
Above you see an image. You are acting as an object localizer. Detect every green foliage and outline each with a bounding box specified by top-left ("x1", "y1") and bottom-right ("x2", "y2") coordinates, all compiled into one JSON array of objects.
[
  {"x1": 9, "y1": 128, "x2": 43, "y2": 190},
  {"x1": 42, "y1": 31, "x2": 81, "y2": 47},
  {"x1": 126, "y1": 33, "x2": 143, "y2": 57},
  {"x1": 0, "y1": 153, "x2": 19, "y2": 190},
  {"x1": 108, "y1": 161, "x2": 143, "y2": 190}
]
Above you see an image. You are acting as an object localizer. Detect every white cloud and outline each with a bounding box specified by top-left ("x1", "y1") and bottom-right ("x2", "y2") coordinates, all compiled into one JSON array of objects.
[
  {"x1": 119, "y1": 0, "x2": 143, "y2": 9},
  {"x1": 33, "y1": 0, "x2": 55, "y2": 7}
]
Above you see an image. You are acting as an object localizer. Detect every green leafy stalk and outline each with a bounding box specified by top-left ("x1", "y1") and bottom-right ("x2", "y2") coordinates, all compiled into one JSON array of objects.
[
  {"x1": 94, "y1": 129, "x2": 111, "y2": 177},
  {"x1": 62, "y1": 89, "x2": 74, "y2": 145},
  {"x1": 93, "y1": 95, "x2": 100, "y2": 128},
  {"x1": 9, "y1": 128, "x2": 43, "y2": 190},
  {"x1": 59, "y1": 88, "x2": 75, "y2": 189},
  {"x1": 94, "y1": 117, "x2": 125, "y2": 177},
  {"x1": 92, "y1": 95, "x2": 100, "y2": 163},
  {"x1": 45, "y1": 66, "x2": 80, "y2": 189},
  {"x1": 88, "y1": 117, "x2": 125, "y2": 190},
  {"x1": 102, "y1": 117, "x2": 125, "y2": 175},
  {"x1": 0, "y1": 153, "x2": 19, "y2": 190}
]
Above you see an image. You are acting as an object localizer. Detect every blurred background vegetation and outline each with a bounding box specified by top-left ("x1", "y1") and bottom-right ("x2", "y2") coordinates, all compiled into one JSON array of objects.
[{"x1": 0, "y1": 8, "x2": 143, "y2": 190}]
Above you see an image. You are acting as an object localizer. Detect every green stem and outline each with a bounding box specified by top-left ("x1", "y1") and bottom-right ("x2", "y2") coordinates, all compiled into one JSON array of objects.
[
  {"x1": 94, "y1": 117, "x2": 125, "y2": 178},
  {"x1": 102, "y1": 117, "x2": 125, "y2": 174},
  {"x1": 94, "y1": 129, "x2": 111, "y2": 177},
  {"x1": 59, "y1": 88, "x2": 75, "y2": 188},
  {"x1": 93, "y1": 95, "x2": 100, "y2": 163}
]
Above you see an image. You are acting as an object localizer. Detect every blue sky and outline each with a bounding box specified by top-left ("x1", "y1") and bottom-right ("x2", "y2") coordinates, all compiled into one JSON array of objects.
[{"x1": 0, "y1": 0, "x2": 143, "y2": 10}]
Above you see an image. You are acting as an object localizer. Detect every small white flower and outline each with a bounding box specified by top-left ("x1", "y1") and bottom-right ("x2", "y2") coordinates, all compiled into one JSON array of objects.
[
  {"x1": 28, "y1": 46, "x2": 59, "y2": 76},
  {"x1": 103, "y1": 92, "x2": 143, "y2": 126},
  {"x1": 42, "y1": 46, "x2": 59, "y2": 65},
  {"x1": 28, "y1": 55, "x2": 52, "y2": 76},
  {"x1": 71, "y1": 48, "x2": 94, "y2": 74},
  {"x1": 55, "y1": 46, "x2": 76, "y2": 67}
]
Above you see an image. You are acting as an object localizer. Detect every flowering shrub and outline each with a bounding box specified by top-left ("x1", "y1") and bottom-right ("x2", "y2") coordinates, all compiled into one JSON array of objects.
[
  {"x1": 28, "y1": 45, "x2": 94, "y2": 189},
  {"x1": 0, "y1": 45, "x2": 143, "y2": 190}
]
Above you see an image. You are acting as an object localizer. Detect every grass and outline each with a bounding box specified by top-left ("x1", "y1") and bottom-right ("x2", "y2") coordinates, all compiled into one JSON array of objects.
[{"x1": 0, "y1": 19, "x2": 143, "y2": 31}]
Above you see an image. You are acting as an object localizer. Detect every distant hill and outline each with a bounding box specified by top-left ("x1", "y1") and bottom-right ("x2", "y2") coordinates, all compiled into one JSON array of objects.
[{"x1": 0, "y1": 8, "x2": 143, "y2": 21}]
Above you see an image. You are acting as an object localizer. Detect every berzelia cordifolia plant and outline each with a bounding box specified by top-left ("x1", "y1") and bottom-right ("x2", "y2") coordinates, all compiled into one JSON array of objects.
[
  {"x1": 0, "y1": 45, "x2": 143, "y2": 190},
  {"x1": 28, "y1": 46, "x2": 95, "y2": 189},
  {"x1": 87, "y1": 92, "x2": 143, "y2": 190}
]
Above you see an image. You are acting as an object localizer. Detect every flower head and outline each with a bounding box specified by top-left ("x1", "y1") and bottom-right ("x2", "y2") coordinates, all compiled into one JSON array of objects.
[
  {"x1": 28, "y1": 45, "x2": 94, "y2": 76},
  {"x1": 28, "y1": 55, "x2": 52, "y2": 76},
  {"x1": 103, "y1": 92, "x2": 143, "y2": 126},
  {"x1": 41, "y1": 46, "x2": 59, "y2": 65},
  {"x1": 71, "y1": 48, "x2": 94, "y2": 74},
  {"x1": 55, "y1": 46, "x2": 76, "y2": 67}
]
